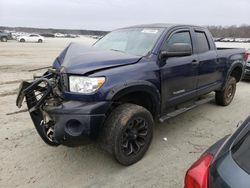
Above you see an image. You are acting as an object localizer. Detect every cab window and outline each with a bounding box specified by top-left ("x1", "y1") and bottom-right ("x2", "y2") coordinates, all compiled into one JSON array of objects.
[
  {"x1": 162, "y1": 31, "x2": 192, "y2": 51},
  {"x1": 195, "y1": 31, "x2": 210, "y2": 53}
]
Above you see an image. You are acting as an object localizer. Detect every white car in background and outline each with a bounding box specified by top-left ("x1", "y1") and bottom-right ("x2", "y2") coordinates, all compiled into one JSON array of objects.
[
  {"x1": 54, "y1": 33, "x2": 66, "y2": 38},
  {"x1": 220, "y1": 37, "x2": 235, "y2": 42},
  {"x1": 17, "y1": 34, "x2": 44, "y2": 43}
]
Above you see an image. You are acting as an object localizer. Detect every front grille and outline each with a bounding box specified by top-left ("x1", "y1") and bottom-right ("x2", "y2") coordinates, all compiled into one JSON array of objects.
[{"x1": 59, "y1": 73, "x2": 69, "y2": 91}]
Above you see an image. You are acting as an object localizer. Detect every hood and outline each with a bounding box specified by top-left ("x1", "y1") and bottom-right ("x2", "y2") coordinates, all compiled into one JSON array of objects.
[{"x1": 53, "y1": 42, "x2": 142, "y2": 75}]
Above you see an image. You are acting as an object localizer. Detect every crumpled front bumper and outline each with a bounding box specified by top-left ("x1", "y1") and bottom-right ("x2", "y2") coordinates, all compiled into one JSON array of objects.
[
  {"x1": 44, "y1": 100, "x2": 111, "y2": 146},
  {"x1": 16, "y1": 71, "x2": 111, "y2": 146}
]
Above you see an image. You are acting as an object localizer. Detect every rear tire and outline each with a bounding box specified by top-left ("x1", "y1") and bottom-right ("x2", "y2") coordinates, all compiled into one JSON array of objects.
[
  {"x1": 20, "y1": 38, "x2": 25, "y2": 42},
  {"x1": 215, "y1": 76, "x2": 236, "y2": 106},
  {"x1": 101, "y1": 104, "x2": 154, "y2": 166},
  {"x1": 1, "y1": 37, "x2": 7, "y2": 42},
  {"x1": 38, "y1": 39, "x2": 43, "y2": 43}
]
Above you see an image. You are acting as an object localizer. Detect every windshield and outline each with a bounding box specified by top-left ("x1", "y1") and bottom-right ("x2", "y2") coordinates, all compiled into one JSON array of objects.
[{"x1": 94, "y1": 28, "x2": 164, "y2": 56}]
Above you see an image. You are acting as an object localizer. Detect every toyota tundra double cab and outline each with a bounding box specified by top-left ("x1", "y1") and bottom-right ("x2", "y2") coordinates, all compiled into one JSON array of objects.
[{"x1": 16, "y1": 24, "x2": 247, "y2": 165}]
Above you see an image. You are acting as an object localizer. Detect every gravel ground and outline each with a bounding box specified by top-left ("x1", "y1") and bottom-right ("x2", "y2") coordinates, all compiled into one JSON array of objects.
[{"x1": 0, "y1": 38, "x2": 250, "y2": 188}]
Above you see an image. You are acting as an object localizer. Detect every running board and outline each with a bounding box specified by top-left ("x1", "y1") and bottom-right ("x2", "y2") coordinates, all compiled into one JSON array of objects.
[{"x1": 159, "y1": 96, "x2": 214, "y2": 123}]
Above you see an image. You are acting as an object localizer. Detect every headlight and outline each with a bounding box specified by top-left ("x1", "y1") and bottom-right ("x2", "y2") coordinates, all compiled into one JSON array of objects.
[{"x1": 69, "y1": 76, "x2": 105, "y2": 94}]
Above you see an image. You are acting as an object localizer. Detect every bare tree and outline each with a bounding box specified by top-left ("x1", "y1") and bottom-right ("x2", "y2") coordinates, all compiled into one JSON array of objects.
[{"x1": 207, "y1": 25, "x2": 250, "y2": 38}]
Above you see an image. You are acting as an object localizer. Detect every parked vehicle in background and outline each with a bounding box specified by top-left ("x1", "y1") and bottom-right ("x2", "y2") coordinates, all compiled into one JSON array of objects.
[
  {"x1": 11, "y1": 32, "x2": 28, "y2": 40},
  {"x1": 213, "y1": 37, "x2": 223, "y2": 42},
  {"x1": 220, "y1": 38, "x2": 235, "y2": 42},
  {"x1": 16, "y1": 24, "x2": 246, "y2": 165},
  {"x1": 215, "y1": 38, "x2": 250, "y2": 43},
  {"x1": 244, "y1": 49, "x2": 250, "y2": 80},
  {"x1": 65, "y1": 34, "x2": 79, "y2": 38},
  {"x1": 54, "y1": 33, "x2": 79, "y2": 38},
  {"x1": 0, "y1": 31, "x2": 12, "y2": 42},
  {"x1": 185, "y1": 116, "x2": 250, "y2": 188},
  {"x1": 242, "y1": 38, "x2": 250, "y2": 43},
  {"x1": 54, "y1": 33, "x2": 67, "y2": 38},
  {"x1": 40, "y1": 33, "x2": 55, "y2": 38},
  {"x1": 17, "y1": 34, "x2": 44, "y2": 43},
  {"x1": 91, "y1": 35, "x2": 103, "y2": 39}
]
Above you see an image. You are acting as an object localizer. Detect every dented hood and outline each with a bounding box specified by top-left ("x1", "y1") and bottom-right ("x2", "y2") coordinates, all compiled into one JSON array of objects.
[{"x1": 53, "y1": 43, "x2": 142, "y2": 75}]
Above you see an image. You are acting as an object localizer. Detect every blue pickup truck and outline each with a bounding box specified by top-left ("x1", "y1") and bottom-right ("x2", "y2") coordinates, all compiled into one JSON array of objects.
[{"x1": 16, "y1": 24, "x2": 247, "y2": 165}]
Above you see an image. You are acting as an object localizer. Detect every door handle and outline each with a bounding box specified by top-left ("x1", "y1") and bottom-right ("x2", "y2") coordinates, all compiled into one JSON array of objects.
[{"x1": 192, "y1": 60, "x2": 199, "y2": 65}]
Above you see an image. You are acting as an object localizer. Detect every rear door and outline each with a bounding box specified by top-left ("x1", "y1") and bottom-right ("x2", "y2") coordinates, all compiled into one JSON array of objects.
[
  {"x1": 194, "y1": 29, "x2": 223, "y2": 94},
  {"x1": 160, "y1": 28, "x2": 199, "y2": 112}
]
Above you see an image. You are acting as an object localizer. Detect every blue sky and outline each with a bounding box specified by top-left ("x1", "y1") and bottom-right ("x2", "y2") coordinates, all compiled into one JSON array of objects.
[{"x1": 0, "y1": 0, "x2": 249, "y2": 30}]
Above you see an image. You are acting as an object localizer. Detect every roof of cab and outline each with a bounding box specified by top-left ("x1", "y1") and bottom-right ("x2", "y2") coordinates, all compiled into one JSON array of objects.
[{"x1": 120, "y1": 23, "x2": 206, "y2": 30}]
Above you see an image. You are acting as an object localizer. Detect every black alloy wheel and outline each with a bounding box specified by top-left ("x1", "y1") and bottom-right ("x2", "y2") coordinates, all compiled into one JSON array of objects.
[
  {"x1": 101, "y1": 103, "x2": 154, "y2": 166},
  {"x1": 120, "y1": 117, "x2": 149, "y2": 156}
]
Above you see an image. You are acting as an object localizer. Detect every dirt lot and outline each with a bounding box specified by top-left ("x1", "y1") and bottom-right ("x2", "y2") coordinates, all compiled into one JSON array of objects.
[{"x1": 0, "y1": 38, "x2": 250, "y2": 188}]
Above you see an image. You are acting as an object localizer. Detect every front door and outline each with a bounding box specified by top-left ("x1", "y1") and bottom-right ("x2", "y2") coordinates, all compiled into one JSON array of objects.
[{"x1": 160, "y1": 29, "x2": 199, "y2": 113}]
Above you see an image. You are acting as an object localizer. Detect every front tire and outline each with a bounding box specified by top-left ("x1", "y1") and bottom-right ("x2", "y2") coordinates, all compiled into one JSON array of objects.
[
  {"x1": 20, "y1": 38, "x2": 25, "y2": 42},
  {"x1": 1, "y1": 37, "x2": 7, "y2": 42},
  {"x1": 38, "y1": 39, "x2": 43, "y2": 43},
  {"x1": 215, "y1": 76, "x2": 236, "y2": 106},
  {"x1": 101, "y1": 104, "x2": 154, "y2": 166}
]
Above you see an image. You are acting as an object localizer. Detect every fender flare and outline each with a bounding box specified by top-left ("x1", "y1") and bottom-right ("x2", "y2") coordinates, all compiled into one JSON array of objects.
[
  {"x1": 106, "y1": 80, "x2": 161, "y2": 117},
  {"x1": 222, "y1": 63, "x2": 243, "y2": 90}
]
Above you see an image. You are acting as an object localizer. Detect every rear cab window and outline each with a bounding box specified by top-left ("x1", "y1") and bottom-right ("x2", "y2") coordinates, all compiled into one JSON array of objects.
[
  {"x1": 232, "y1": 125, "x2": 250, "y2": 174},
  {"x1": 195, "y1": 30, "x2": 210, "y2": 53}
]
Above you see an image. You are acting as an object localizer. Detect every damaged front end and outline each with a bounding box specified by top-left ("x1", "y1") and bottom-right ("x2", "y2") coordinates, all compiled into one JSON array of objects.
[
  {"x1": 16, "y1": 69, "x2": 110, "y2": 146},
  {"x1": 16, "y1": 69, "x2": 64, "y2": 146}
]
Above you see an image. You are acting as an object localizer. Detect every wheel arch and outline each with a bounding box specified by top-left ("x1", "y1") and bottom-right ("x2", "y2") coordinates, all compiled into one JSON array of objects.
[
  {"x1": 229, "y1": 65, "x2": 243, "y2": 82},
  {"x1": 222, "y1": 63, "x2": 243, "y2": 90},
  {"x1": 106, "y1": 81, "x2": 161, "y2": 119}
]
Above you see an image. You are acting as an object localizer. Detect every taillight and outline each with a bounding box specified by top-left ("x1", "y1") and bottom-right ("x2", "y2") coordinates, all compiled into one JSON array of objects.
[
  {"x1": 184, "y1": 154, "x2": 213, "y2": 188},
  {"x1": 244, "y1": 52, "x2": 250, "y2": 61}
]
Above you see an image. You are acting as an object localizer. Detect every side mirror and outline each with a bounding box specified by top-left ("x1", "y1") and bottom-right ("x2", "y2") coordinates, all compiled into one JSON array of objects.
[{"x1": 159, "y1": 43, "x2": 192, "y2": 59}]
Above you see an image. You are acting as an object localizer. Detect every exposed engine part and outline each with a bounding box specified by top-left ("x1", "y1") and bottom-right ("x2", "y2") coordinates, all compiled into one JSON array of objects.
[{"x1": 40, "y1": 120, "x2": 56, "y2": 142}]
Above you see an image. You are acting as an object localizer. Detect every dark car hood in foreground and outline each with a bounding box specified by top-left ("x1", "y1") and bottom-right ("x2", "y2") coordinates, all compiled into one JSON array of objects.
[{"x1": 53, "y1": 42, "x2": 142, "y2": 75}]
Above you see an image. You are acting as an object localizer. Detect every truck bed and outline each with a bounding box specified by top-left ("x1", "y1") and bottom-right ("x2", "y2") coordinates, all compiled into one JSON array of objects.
[{"x1": 216, "y1": 47, "x2": 245, "y2": 59}]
